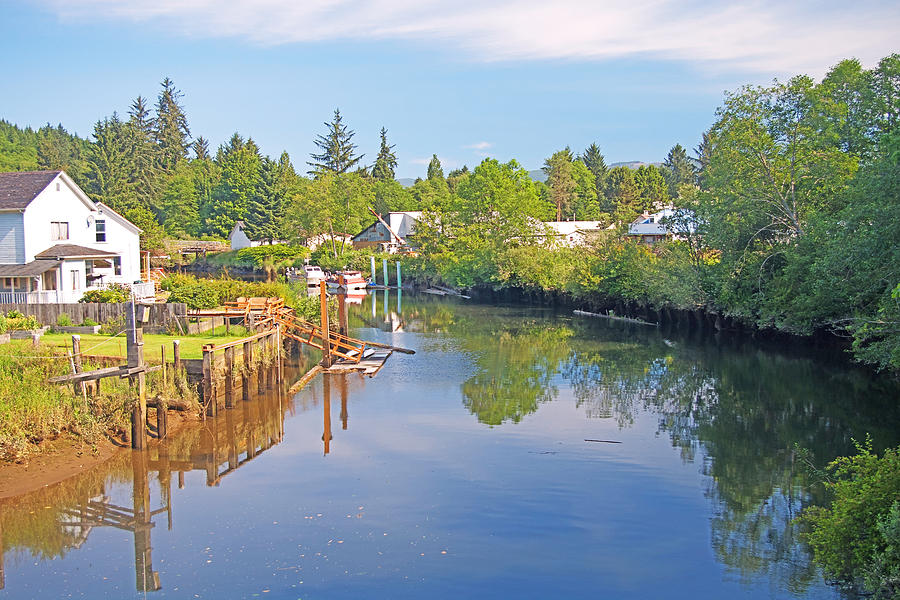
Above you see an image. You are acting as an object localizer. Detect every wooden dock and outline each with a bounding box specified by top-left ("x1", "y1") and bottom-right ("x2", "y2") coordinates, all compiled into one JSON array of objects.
[{"x1": 324, "y1": 349, "x2": 393, "y2": 376}]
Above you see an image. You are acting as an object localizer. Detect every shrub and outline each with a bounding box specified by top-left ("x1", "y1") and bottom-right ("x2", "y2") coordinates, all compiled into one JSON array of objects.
[
  {"x1": 99, "y1": 314, "x2": 126, "y2": 336},
  {"x1": 166, "y1": 282, "x2": 220, "y2": 310},
  {"x1": 79, "y1": 284, "x2": 131, "y2": 303},
  {"x1": 798, "y1": 439, "x2": 900, "y2": 597},
  {"x1": 5, "y1": 311, "x2": 40, "y2": 331},
  {"x1": 56, "y1": 313, "x2": 73, "y2": 327},
  {"x1": 82, "y1": 318, "x2": 99, "y2": 327}
]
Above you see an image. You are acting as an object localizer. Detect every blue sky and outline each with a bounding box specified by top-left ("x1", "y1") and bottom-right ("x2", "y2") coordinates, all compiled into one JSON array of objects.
[{"x1": 2, "y1": 0, "x2": 897, "y2": 178}]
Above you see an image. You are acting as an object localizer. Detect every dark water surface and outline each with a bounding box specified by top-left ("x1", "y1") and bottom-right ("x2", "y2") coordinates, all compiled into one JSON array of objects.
[{"x1": 2, "y1": 293, "x2": 899, "y2": 599}]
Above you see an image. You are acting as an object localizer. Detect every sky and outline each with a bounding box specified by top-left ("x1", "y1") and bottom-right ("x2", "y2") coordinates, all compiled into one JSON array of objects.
[{"x1": 1, "y1": 0, "x2": 897, "y2": 178}]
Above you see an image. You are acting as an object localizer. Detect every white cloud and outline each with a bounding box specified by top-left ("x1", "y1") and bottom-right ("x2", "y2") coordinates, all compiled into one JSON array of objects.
[
  {"x1": 41, "y1": 0, "x2": 900, "y2": 74},
  {"x1": 464, "y1": 141, "x2": 492, "y2": 150}
]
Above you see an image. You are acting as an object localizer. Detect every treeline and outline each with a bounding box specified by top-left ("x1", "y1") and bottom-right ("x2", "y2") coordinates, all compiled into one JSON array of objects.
[
  {"x1": 0, "y1": 82, "x2": 687, "y2": 254},
  {"x1": 1, "y1": 55, "x2": 898, "y2": 370},
  {"x1": 408, "y1": 54, "x2": 900, "y2": 374}
]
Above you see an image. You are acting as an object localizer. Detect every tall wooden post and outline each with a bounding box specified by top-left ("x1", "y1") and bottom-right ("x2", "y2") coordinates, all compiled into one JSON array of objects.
[
  {"x1": 276, "y1": 324, "x2": 283, "y2": 386},
  {"x1": 396, "y1": 260, "x2": 401, "y2": 289},
  {"x1": 202, "y1": 345, "x2": 216, "y2": 418},
  {"x1": 257, "y1": 338, "x2": 265, "y2": 395},
  {"x1": 382, "y1": 258, "x2": 389, "y2": 288},
  {"x1": 126, "y1": 302, "x2": 147, "y2": 450},
  {"x1": 242, "y1": 341, "x2": 252, "y2": 402},
  {"x1": 337, "y1": 293, "x2": 348, "y2": 338},
  {"x1": 71, "y1": 335, "x2": 85, "y2": 399},
  {"x1": 224, "y1": 346, "x2": 235, "y2": 408},
  {"x1": 319, "y1": 280, "x2": 332, "y2": 368},
  {"x1": 370, "y1": 255, "x2": 376, "y2": 284},
  {"x1": 173, "y1": 340, "x2": 181, "y2": 374}
]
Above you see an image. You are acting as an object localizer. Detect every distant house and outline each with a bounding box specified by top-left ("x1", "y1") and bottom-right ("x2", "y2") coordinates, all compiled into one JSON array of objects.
[
  {"x1": 304, "y1": 232, "x2": 353, "y2": 252},
  {"x1": 228, "y1": 221, "x2": 289, "y2": 250},
  {"x1": 0, "y1": 170, "x2": 149, "y2": 304},
  {"x1": 626, "y1": 208, "x2": 694, "y2": 245},
  {"x1": 352, "y1": 211, "x2": 422, "y2": 252},
  {"x1": 542, "y1": 221, "x2": 608, "y2": 247}
]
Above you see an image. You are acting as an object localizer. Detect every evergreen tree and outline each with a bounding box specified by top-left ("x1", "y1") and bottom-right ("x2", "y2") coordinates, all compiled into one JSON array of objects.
[
  {"x1": 204, "y1": 133, "x2": 262, "y2": 237},
  {"x1": 579, "y1": 143, "x2": 608, "y2": 192},
  {"x1": 193, "y1": 137, "x2": 210, "y2": 161},
  {"x1": 372, "y1": 127, "x2": 398, "y2": 181},
  {"x1": 154, "y1": 77, "x2": 191, "y2": 172},
  {"x1": 128, "y1": 95, "x2": 161, "y2": 210},
  {"x1": 86, "y1": 113, "x2": 137, "y2": 212},
  {"x1": 427, "y1": 154, "x2": 444, "y2": 180},
  {"x1": 662, "y1": 144, "x2": 696, "y2": 198},
  {"x1": 246, "y1": 151, "x2": 296, "y2": 242},
  {"x1": 36, "y1": 123, "x2": 88, "y2": 180},
  {"x1": 633, "y1": 165, "x2": 669, "y2": 208},
  {"x1": 308, "y1": 108, "x2": 362, "y2": 175},
  {"x1": 604, "y1": 166, "x2": 641, "y2": 222},
  {"x1": 542, "y1": 148, "x2": 576, "y2": 221}
]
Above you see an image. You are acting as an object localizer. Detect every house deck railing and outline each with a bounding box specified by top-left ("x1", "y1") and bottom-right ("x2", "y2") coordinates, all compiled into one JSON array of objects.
[{"x1": 0, "y1": 281, "x2": 156, "y2": 305}]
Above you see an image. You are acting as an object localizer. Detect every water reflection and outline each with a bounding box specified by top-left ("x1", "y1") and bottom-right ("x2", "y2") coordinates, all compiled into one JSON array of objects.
[{"x1": 1, "y1": 295, "x2": 898, "y2": 599}]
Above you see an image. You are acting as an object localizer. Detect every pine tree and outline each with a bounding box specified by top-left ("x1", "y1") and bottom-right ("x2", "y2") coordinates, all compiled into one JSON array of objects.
[
  {"x1": 192, "y1": 137, "x2": 210, "y2": 161},
  {"x1": 308, "y1": 109, "x2": 362, "y2": 175},
  {"x1": 128, "y1": 95, "x2": 160, "y2": 210},
  {"x1": 154, "y1": 77, "x2": 191, "y2": 172},
  {"x1": 579, "y1": 143, "x2": 608, "y2": 191},
  {"x1": 427, "y1": 154, "x2": 444, "y2": 180},
  {"x1": 204, "y1": 133, "x2": 262, "y2": 237},
  {"x1": 372, "y1": 127, "x2": 398, "y2": 181},
  {"x1": 246, "y1": 151, "x2": 295, "y2": 242},
  {"x1": 542, "y1": 148, "x2": 576, "y2": 221},
  {"x1": 662, "y1": 143, "x2": 696, "y2": 197}
]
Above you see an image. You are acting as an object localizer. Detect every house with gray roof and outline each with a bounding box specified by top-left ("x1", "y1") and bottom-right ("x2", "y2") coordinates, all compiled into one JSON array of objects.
[
  {"x1": 0, "y1": 170, "x2": 150, "y2": 303},
  {"x1": 626, "y1": 208, "x2": 696, "y2": 245}
]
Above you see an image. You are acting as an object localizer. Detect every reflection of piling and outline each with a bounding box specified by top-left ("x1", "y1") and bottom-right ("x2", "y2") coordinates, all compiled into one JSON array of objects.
[
  {"x1": 339, "y1": 374, "x2": 348, "y2": 430},
  {"x1": 132, "y1": 450, "x2": 160, "y2": 591},
  {"x1": 323, "y1": 375, "x2": 333, "y2": 455},
  {"x1": 0, "y1": 515, "x2": 5, "y2": 590},
  {"x1": 320, "y1": 281, "x2": 332, "y2": 368}
]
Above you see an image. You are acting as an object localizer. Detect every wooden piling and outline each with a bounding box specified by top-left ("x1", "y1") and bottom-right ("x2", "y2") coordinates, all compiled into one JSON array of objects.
[
  {"x1": 337, "y1": 293, "x2": 348, "y2": 337},
  {"x1": 257, "y1": 337, "x2": 265, "y2": 395},
  {"x1": 224, "y1": 346, "x2": 235, "y2": 408},
  {"x1": 71, "y1": 335, "x2": 85, "y2": 398},
  {"x1": 242, "y1": 340, "x2": 252, "y2": 402},
  {"x1": 173, "y1": 340, "x2": 181, "y2": 374},
  {"x1": 202, "y1": 346, "x2": 216, "y2": 418},
  {"x1": 320, "y1": 280, "x2": 332, "y2": 368},
  {"x1": 160, "y1": 345, "x2": 167, "y2": 385},
  {"x1": 156, "y1": 400, "x2": 167, "y2": 440},
  {"x1": 126, "y1": 302, "x2": 147, "y2": 450}
]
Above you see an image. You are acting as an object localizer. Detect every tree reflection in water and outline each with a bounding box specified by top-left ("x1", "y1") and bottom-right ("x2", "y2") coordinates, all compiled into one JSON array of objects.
[{"x1": 417, "y1": 299, "x2": 900, "y2": 593}]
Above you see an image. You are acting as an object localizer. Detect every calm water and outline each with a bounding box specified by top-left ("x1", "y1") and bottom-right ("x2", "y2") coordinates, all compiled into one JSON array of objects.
[{"x1": 2, "y1": 293, "x2": 899, "y2": 599}]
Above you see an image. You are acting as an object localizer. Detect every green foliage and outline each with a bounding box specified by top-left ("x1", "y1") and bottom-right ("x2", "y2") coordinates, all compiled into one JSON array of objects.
[
  {"x1": 55, "y1": 313, "x2": 72, "y2": 327},
  {"x1": 308, "y1": 108, "x2": 362, "y2": 175},
  {"x1": 99, "y1": 314, "x2": 125, "y2": 336},
  {"x1": 160, "y1": 273, "x2": 305, "y2": 311},
  {"x1": 372, "y1": 127, "x2": 398, "y2": 181},
  {"x1": 4, "y1": 311, "x2": 40, "y2": 331},
  {"x1": 208, "y1": 244, "x2": 310, "y2": 269},
  {"x1": 79, "y1": 283, "x2": 131, "y2": 303},
  {"x1": 81, "y1": 318, "x2": 99, "y2": 327},
  {"x1": 798, "y1": 440, "x2": 900, "y2": 597}
]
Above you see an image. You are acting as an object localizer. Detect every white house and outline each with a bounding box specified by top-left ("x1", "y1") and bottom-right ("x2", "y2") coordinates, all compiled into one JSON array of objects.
[
  {"x1": 626, "y1": 208, "x2": 696, "y2": 245},
  {"x1": 352, "y1": 211, "x2": 422, "y2": 252},
  {"x1": 0, "y1": 170, "x2": 150, "y2": 303},
  {"x1": 228, "y1": 221, "x2": 291, "y2": 250},
  {"x1": 542, "y1": 221, "x2": 608, "y2": 247}
]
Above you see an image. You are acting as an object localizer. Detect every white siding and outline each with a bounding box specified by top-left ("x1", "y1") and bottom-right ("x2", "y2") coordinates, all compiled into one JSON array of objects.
[
  {"x1": 0, "y1": 212, "x2": 25, "y2": 263},
  {"x1": 22, "y1": 175, "x2": 96, "y2": 262},
  {"x1": 97, "y1": 207, "x2": 141, "y2": 282}
]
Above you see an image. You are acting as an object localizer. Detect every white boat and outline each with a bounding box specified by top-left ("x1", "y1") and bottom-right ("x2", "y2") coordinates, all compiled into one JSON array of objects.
[
  {"x1": 289, "y1": 265, "x2": 326, "y2": 287},
  {"x1": 327, "y1": 270, "x2": 369, "y2": 292}
]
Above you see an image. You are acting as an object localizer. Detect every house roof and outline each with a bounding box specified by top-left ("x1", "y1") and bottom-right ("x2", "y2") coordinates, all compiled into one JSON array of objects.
[
  {"x1": 0, "y1": 261, "x2": 59, "y2": 277},
  {"x1": 97, "y1": 202, "x2": 142, "y2": 234},
  {"x1": 0, "y1": 171, "x2": 62, "y2": 210},
  {"x1": 35, "y1": 244, "x2": 119, "y2": 259}
]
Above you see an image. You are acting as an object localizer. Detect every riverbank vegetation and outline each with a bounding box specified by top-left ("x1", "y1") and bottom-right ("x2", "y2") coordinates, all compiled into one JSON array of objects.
[{"x1": 0, "y1": 55, "x2": 897, "y2": 372}]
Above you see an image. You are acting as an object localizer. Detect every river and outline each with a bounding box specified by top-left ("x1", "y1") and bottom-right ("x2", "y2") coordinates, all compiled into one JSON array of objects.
[{"x1": 1, "y1": 292, "x2": 898, "y2": 599}]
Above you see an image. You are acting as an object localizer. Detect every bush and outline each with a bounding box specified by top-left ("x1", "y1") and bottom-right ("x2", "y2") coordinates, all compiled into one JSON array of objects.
[
  {"x1": 206, "y1": 244, "x2": 310, "y2": 269},
  {"x1": 798, "y1": 439, "x2": 900, "y2": 597},
  {"x1": 56, "y1": 313, "x2": 72, "y2": 327},
  {"x1": 5, "y1": 311, "x2": 40, "y2": 331},
  {"x1": 99, "y1": 315, "x2": 126, "y2": 336},
  {"x1": 166, "y1": 282, "x2": 220, "y2": 310},
  {"x1": 82, "y1": 318, "x2": 98, "y2": 327},
  {"x1": 79, "y1": 284, "x2": 131, "y2": 303}
]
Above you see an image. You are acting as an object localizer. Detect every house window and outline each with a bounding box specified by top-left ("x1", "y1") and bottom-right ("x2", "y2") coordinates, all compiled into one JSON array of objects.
[
  {"x1": 51, "y1": 221, "x2": 69, "y2": 241},
  {"x1": 3, "y1": 278, "x2": 11, "y2": 289},
  {"x1": 113, "y1": 256, "x2": 122, "y2": 276},
  {"x1": 95, "y1": 219, "x2": 106, "y2": 242}
]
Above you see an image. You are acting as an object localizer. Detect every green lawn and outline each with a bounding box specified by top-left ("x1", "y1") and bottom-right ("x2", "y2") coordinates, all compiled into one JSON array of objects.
[{"x1": 16, "y1": 332, "x2": 249, "y2": 361}]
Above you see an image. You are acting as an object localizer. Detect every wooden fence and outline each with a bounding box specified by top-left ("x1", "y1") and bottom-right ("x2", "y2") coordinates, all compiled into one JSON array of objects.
[{"x1": 0, "y1": 302, "x2": 187, "y2": 333}]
